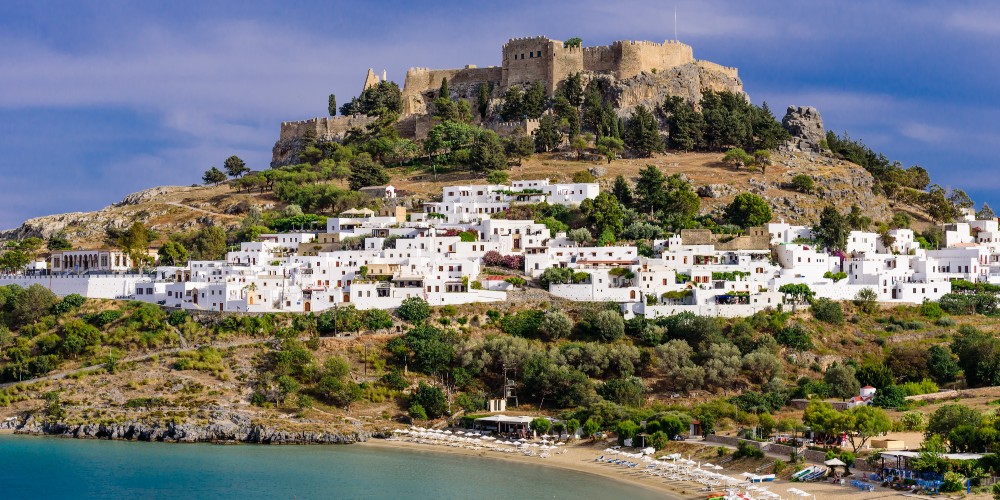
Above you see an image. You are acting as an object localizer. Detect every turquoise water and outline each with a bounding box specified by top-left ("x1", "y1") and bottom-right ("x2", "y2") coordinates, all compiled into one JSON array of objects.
[{"x1": 0, "y1": 435, "x2": 663, "y2": 499}]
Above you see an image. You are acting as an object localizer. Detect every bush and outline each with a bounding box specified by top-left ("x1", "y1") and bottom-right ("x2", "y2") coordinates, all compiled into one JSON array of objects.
[
  {"x1": 919, "y1": 301, "x2": 945, "y2": 320},
  {"x1": 499, "y1": 310, "x2": 545, "y2": 337},
  {"x1": 776, "y1": 323, "x2": 813, "y2": 350},
  {"x1": 410, "y1": 382, "x2": 447, "y2": 419},
  {"x1": 735, "y1": 440, "x2": 764, "y2": 459},
  {"x1": 900, "y1": 412, "x2": 924, "y2": 431},
  {"x1": 408, "y1": 403, "x2": 428, "y2": 420},
  {"x1": 811, "y1": 298, "x2": 844, "y2": 325},
  {"x1": 790, "y1": 174, "x2": 815, "y2": 193},
  {"x1": 593, "y1": 310, "x2": 625, "y2": 341}
]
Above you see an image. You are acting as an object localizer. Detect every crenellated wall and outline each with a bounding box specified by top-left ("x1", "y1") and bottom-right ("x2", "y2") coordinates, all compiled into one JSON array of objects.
[{"x1": 278, "y1": 115, "x2": 377, "y2": 142}]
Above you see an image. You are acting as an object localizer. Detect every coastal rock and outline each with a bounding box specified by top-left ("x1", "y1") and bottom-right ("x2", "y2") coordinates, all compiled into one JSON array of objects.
[{"x1": 13, "y1": 413, "x2": 370, "y2": 445}]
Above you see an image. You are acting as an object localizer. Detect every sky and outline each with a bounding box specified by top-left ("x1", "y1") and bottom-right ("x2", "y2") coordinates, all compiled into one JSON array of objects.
[{"x1": 1, "y1": 0, "x2": 999, "y2": 229}]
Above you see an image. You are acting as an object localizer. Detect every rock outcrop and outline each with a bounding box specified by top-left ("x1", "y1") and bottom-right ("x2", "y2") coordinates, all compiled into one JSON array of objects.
[
  {"x1": 609, "y1": 62, "x2": 744, "y2": 117},
  {"x1": 12, "y1": 413, "x2": 374, "y2": 445},
  {"x1": 781, "y1": 106, "x2": 825, "y2": 152}
]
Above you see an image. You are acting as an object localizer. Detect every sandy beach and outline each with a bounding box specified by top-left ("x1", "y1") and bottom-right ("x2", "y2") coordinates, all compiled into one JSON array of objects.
[{"x1": 361, "y1": 437, "x2": 919, "y2": 500}]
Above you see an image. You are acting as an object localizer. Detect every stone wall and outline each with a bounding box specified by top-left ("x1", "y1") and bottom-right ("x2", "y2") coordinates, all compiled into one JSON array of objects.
[
  {"x1": 272, "y1": 115, "x2": 378, "y2": 166},
  {"x1": 501, "y1": 36, "x2": 554, "y2": 89},
  {"x1": 401, "y1": 66, "x2": 501, "y2": 115}
]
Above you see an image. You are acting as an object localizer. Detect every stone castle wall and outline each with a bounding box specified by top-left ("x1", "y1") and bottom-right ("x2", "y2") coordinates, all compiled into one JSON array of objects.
[
  {"x1": 401, "y1": 66, "x2": 502, "y2": 115},
  {"x1": 501, "y1": 37, "x2": 554, "y2": 90},
  {"x1": 500, "y1": 37, "x2": 699, "y2": 94},
  {"x1": 278, "y1": 115, "x2": 377, "y2": 142}
]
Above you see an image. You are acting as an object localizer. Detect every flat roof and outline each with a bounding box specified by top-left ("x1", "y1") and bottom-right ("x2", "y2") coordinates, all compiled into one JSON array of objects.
[
  {"x1": 880, "y1": 451, "x2": 984, "y2": 460},
  {"x1": 474, "y1": 415, "x2": 534, "y2": 424}
]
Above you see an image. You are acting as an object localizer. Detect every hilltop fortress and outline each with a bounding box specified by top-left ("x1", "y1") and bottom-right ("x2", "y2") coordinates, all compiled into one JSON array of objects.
[{"x1": 273, "y1": 36, "x2": 743, "y2": 166}]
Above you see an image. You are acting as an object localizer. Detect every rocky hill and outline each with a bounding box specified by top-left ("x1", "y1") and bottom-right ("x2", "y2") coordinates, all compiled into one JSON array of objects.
[
  {"x1": 2, "y1": 146, "x2": 933, "y2": 249},
  {"x1": 0, "y1": 185, "x2": 278, "y2": 248}
]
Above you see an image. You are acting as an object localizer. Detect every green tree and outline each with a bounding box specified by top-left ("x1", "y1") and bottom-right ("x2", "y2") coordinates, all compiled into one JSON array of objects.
[
  {"x1": 476, "y1": 82, "x2": 492, "y2": 120},
  {"x1": 624, "y1": 105, "x2": 663, "y2": 157},
  {"x1": 157, "y1": 240, "x2": 188, "y2": 266},
  {"x1": 824, "y1": 363, "x2": 860, "y2": 399},
  {"x1": 522, "y1": 82, "x2": 547, "y2": 119},
  {"x1": 584, "y1": 192, "x2": 624, "y2": 238},
  {"x1": 533, "y1": 114, "x2": 562, "y2": 152},
  {"x1": 397, "y1": 297, "x2": 431, "y2": 323},
  {"x1": 47, "y1": 233, "x2": 73, "y2": 251},
  {"x1": 802, "y1": 399, "x2": 848, "y2": 440},
  {"x1": 976, "y1": 203, "x2": 996, "y2": 220},
  {"x1": 563, "y1": 37, "x2": 582, "y2": 48},
  {"x1": 558, "y1": 72, "x2": 584, "y2": 107},
  {"x1": 813, "y1": 205, "x2": 849, "y2": 251},
  {"x1": 871, "y1": 385, "x2": 907, "y2": 408},
  {"x1": 470, "y1": 130, "x2": 507, "y2": 172},
  {"x1": 855, "y1": 362, "x2": 894, "y2": 389},
  {"x1": 530, "y1": 417, "x2": 552, "y2": 435},
  {"x1": 616, "y1": 420, "x2": 639, "y2": 445},
  {"x1": 500, "y1": 86, "x2": 524, "y2": 121},
  {"x1": 726, "y1": 193, "x2": 773, "y2": 228},
  {"x1": 539, "y1": 310, "x2": 573, "y2": 340},
  {"x1": 328, "y1": 94, "x2": 337, "y2": 116},
  {"x1": 224, "y1": 155, "x2": 248, "y2": 178},
  {"x1": 502, "y1": 132, "x2": 534, "y2": 166},
  {"x1": 114, "y1": 221, "x2": 156, "y2": 270},
  {"x1": 356, "y1": 81, "x2": 402, "y2": 117},
  {"x1": 634, "y1": 165, "x2": 666, "y2": 215},
  {"x1": 186, "y1": 226, "x2": 227, "y2": 261},
  {"x1": 790, "y1": 174, "x2": 815, "y2": 193},
  {"x1": 854, "y1": 288, "x2": 879, "y2": 315},
  {"x1": 348, "y1": 153, "x2": 390, "y2": 191},
  {"x1": 844, "y1": 406, "x2": 892, "y2": 453},
  {"x1": 927, "y1": 345, "x2": 960, "y2": 384},
  {"x1": 611, "y1": 175, "x2": 633, "y2": 206},
  {"x1": 596, "y1": 136, "x2": 624, "y2": 164},
  {"x1": 593, "y1": 310, "x2": 625, "y2": 341},
  {"x1": 486, "y1": 170, "x2": 509, "y2": 184},
  {"x1": 411, "y1": 382, "x2": 448, "y2": 419},
  {"x1": 202, "y1": 167, "x2": 227, "y2": 186},
  {"x1": 582, "y1": 418, "x2": 600, "y2": 440},
  {"x1": 925, "y1": 404, "x2": 983, "y2": 444},
  {"x1": 363, "y1": 309, "x2": 393, "y2": 333},
  {"x1": 723, "y1": 147, "x2": 752, "y2": 169}
]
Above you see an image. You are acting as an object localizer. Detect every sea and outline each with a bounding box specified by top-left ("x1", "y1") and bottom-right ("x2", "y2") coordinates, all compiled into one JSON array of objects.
[{"x1": 0, "y1": 435, "x2": 664, "y2": 499}]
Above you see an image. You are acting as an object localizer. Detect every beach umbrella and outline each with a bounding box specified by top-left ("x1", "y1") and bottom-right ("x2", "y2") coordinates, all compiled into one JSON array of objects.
[{"x1": 713, "y1": 465, "x2": 724, "y2": 470}]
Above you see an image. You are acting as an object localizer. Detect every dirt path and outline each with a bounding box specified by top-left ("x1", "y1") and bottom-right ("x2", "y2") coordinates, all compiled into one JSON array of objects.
[{"x1": 164, "y1": 201, "x2": 237, "y2": 219}]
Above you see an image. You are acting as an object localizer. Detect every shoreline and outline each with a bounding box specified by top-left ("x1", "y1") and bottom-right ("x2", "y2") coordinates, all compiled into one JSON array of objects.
[
  {"x1": 360, "y1": 438, "x2": 921, "y2": 500},
  {"x1": 361, "y1": 438, "x2": 703, "y2": 500}
]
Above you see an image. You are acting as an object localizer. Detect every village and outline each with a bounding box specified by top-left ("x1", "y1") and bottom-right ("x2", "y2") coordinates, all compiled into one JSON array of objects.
[{"x1": 3, "y1": 178, "x2": 998, "y2": 318}]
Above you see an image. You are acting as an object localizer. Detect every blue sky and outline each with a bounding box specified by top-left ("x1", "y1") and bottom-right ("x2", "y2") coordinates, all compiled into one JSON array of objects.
[{"x1": 1, "y1": 0, "x2": 998, "y2": 229}]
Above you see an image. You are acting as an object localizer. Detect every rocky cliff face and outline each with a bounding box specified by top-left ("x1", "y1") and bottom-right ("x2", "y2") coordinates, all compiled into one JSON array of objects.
[
  {"x1": 781, "y1": 106, "x2": 825, "y2": 152},
  {"x1": 610, "y1": 62, "x2": 745, "y2": 116},
  {"x1": 8, "y1": 412, "x2": 375, "y2": 445}
]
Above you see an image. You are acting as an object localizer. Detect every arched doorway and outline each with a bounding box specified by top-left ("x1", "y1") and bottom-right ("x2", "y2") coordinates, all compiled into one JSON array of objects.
[{"x1": 304, "y1": 301, "x2": 311, "y2": 312}]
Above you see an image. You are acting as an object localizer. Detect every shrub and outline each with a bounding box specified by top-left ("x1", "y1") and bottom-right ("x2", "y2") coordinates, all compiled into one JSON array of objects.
[
  {"x1": 615, "y1": 420, "x2": 639, "y2": 445},
  {"x1": 900, "y1": 412, "x2": 924, "y2": 431},
  {"x1": 919, "y1": 300, "x2": 945, "y2": 320},
  {"x1": 811, "y1": 298, "x2": 844, "y2": 325},
  {"x1": 776, "y1": 323, "x2": 813, "y2": 350},
  {"x1": 410, "y1": 382, "x2": 447, "y2": 419},
  {"x1": 790, "y1": 174, "x2": 814, "y2": 193},
  {"x1": 408, "y1": 403, "x2": 428, "y2": 420},
  {"x1": 735, "y1": 441, "x2": 764, "y2": 459}
]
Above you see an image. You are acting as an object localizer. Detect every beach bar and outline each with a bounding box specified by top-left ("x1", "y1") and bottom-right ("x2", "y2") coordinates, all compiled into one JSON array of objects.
[{"x1": 473, "y1": 415, "x2": 533, "y2": 437}]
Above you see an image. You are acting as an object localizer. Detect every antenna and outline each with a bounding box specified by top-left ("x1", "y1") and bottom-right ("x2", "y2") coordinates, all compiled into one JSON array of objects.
[{"x1": 674, "y1": 7, "x2": 678, "y2": 41}]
